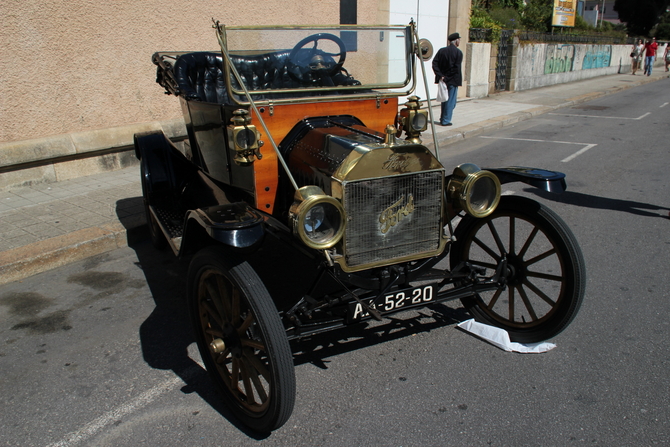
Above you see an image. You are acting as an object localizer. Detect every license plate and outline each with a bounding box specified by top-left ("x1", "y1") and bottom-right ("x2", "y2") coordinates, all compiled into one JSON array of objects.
[{"x1": 348, "y1": 284, "x2": 436, "y2": 322}]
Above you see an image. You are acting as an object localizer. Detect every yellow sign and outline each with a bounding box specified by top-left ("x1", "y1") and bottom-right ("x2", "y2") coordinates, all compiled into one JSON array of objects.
[{"x1": 552, "y1": 0, "x2": 577, "y2": 27}]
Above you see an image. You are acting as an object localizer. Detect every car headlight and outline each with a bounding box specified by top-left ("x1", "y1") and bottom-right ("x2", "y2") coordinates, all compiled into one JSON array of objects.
[
  {"x1": 289, "y1": 186, "x2": 345, "y2": 249},
  {"x1": 447, "y1": 163, "x2": 501, "y2": 218},
  {"x1": 410, "y1": 111, "x2": 428, "y2": 131},
  {"x1": 395, "y1": 96, "x2": 428, "y2": 143}
]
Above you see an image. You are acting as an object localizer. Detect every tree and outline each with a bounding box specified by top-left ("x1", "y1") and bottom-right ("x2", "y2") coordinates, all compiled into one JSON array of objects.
[
  {"x1": 614, "y1": 0, "x2": 670, "y2": 36},
  {"x1": 520, "y1": 0, "x2": 553, "y2": 32}
]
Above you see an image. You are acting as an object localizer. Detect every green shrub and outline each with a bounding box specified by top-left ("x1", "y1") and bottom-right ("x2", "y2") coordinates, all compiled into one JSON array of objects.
[
  {"x1": 573, "y1": 14, "x2": 595, "y2": 31},
  {"x1": 519, "y1": 0, "x2": 552, "y2": 32},
  {"x1": 654, "y1": 22, "x2": 670, "y2": 40},
  {"x1": 489, "y1": 6, "x2": 521, "y2": 29},
  {"x1": 470, "y1": 7, "x2": 503, "y2": 41}
]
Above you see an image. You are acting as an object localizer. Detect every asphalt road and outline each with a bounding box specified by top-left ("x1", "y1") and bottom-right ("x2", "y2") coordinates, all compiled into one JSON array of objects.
[{"x1": 1, "y1": 79, "x2": 669, "y2": 446}]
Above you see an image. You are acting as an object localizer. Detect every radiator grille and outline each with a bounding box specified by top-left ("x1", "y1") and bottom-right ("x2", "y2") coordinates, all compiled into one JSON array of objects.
[{"x1": 342, "y1": 170, "x2": 443, "y2": 268}]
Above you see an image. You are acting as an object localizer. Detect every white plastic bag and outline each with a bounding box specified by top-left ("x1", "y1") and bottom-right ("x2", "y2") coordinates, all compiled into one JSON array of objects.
[
  {"x1": 457, "y1": 319, "x2": 556, "y2": 353},
  {"x1": 436, "y1": 79, "x2": 448, "y2": 103}
]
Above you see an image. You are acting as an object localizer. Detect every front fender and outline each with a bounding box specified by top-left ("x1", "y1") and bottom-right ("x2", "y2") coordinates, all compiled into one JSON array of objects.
[
  {"x1": 486, "y1": 166, "x2": 566, "y2": 193},
  {"x1": 180, "y1": 203, "x2": 266, "y2": 255}
]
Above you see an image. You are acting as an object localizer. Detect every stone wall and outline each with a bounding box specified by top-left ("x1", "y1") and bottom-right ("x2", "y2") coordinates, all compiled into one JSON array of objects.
[
  {"x1": 466, "y1": 40, "x2": 669, "y2": 98},
  {"x1": 513, "y1": 42, "x2": 637, "y2": 91},
  {"x1": 465, "y1": 42, "x2": 491, "y2": 98}
]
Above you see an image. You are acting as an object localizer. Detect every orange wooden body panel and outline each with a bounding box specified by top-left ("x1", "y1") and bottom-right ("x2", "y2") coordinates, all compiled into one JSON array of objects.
[{"x1": 251, "y1": 97, "x2": 399, "y2": 213}]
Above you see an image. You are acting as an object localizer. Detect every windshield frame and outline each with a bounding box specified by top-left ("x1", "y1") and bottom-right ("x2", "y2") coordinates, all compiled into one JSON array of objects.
[{"x1": 215, "y1": 23, "x2": 417, "y2": 105}]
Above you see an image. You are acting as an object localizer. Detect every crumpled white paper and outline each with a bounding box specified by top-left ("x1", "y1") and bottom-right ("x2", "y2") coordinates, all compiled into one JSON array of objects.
[{"x1": 457, "y1": 319, "x2": 556, "y2": 353}]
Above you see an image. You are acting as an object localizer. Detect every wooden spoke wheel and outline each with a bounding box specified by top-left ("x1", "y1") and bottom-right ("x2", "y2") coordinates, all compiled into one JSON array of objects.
[
  {"x1": 450, "y1": 196, "x2": 585, "y2": 343},
  {"x1": 188, "y1": 247, "x2": 295, "y2": 432}
]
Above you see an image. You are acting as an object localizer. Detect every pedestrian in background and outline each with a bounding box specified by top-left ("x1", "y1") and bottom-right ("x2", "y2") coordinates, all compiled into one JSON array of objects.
[
  {"x1": 432, "y1": 32, "x2": 463, "y2": 126},
  {"x1": 631, "y1": 39, "x2": 644, "y2": 75},
  {"x1": 664, "y1": 44, "x2": 670, "y2": 72},
  {"x1": 643, "y1": 37, "x2": 658, "y2": 76}
]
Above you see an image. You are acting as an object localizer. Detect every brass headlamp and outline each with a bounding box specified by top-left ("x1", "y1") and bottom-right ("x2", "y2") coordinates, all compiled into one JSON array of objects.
[
  {"x1": 396, "y1": 95, "x2": 428, "y2": 144},
  {"x1": 227, "y1": 109, "x2": 263, "y2": 165},
  {"x1": 447, "y1": 163, "x2": 501, "y2": 218},
  {"x1": 289, "y1": 186, "x2": 346, "y2": 250}
]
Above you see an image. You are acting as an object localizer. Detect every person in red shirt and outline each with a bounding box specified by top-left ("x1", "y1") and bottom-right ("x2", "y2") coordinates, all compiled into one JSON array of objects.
[{"x1": 643, "y1": 37, "x2": 658, "y2": 76}]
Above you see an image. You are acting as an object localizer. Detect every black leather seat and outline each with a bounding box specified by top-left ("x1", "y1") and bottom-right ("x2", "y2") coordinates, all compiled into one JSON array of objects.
[
  {"x1": 173, "y1": 51, "x2": 303, "y2": 104},
  {"x1": 173, "y1": 52, "x2": 228, "y2": 103},
  {"x1": 173, "y1": 51, "x2": 360, "y2": 104}
]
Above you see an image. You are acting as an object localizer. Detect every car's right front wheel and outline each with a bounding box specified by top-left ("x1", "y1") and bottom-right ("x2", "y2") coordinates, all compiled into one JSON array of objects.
[
  {"x1": 187, "y1": 246, "x2": 295, "y2": 432},
  {"x1": 450, "y1": 195, "x2": 585, "y2": 343}
]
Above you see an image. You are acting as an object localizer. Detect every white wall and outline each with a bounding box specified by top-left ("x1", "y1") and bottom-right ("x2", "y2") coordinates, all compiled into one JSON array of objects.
[
  {"x1": 513, "y1": 43, "x2": 667, "y2": 91},
  {"x1": 465, "y1": 41, "x2": 669, "y2": 98},
  {"x1": 389, "y1": 0, "x2": 450, "y2": 103}
]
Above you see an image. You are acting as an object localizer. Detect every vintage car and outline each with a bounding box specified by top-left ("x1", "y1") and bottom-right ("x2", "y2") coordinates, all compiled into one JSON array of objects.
[{"x1": 134, "y1": 21, "x2": 585, "y2": 432}]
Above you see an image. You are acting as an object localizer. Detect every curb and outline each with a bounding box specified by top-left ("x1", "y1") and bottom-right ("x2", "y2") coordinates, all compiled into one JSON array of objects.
[{"x1": 0, "y1": 222, "x2": 147, "y2": 286}]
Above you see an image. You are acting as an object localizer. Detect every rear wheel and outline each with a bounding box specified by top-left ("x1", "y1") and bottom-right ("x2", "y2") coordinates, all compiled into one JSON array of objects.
[
  {"x1": 450, "y1": 196, "x2": 585, "y2": 343},
  {"x1": 188, "y1": 246, "x2": 295, "y2": 432},
  {"x1": 140, "y1": 163, "x2": 167, "y2": 250}
]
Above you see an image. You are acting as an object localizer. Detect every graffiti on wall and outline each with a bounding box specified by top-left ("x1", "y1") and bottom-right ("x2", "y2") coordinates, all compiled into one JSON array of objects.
[
  {"x1": 582, "y1": 45, "x2": 612, "y2": 69},
  {"x1": 544, "y1": 45, "x2": 575, "y2": 74}
]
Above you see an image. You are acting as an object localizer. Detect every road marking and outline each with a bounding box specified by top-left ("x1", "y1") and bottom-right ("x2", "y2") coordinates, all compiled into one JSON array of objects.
[
  {"x1": 47, "y1": 361, "x2": 204, "y2": 447},
  {"x1": 479, "y1": 136, "x2": 597, "y2": 162},
  {"x1": 548, "y1": 112, "x2": 650, "y2": 120},
  {"x1": 46, "y1": 376, "x2": 184, "y2": 447},
  {"x1": 561, "y1": 144, "x2": 597, "y2": 162},
  {"x1": 660, "y1": 102, "x2": 668, "y2": 108}
]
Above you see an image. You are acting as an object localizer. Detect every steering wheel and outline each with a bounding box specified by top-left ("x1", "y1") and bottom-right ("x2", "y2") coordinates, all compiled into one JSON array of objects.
[{"x1": 287, "y1": 33, "x2": 347, "y2": 84}]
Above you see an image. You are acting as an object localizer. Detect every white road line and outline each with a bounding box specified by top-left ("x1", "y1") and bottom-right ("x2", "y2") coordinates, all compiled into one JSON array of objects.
[
  {"x1": 660, "y1": 102, "x2": 668, "y2": 108},
  {"x1": 548, "y1": 112, "x2": 650, "y2": 120},
  {"x1": 480, "y1": 136, "x2": 591, "y2": 145},
  {"x1": 46, "y1": 376, "x2": 184, "y2": 447},
  {"x1": 47, "y1": 359, "x2": 204, "y2": 447},
  {"x1": 479, "y1": 136, "x2": 597, "y2": 162},
  {"x1": 561, "y1": 143, "x2": 597, "y2": 163}
]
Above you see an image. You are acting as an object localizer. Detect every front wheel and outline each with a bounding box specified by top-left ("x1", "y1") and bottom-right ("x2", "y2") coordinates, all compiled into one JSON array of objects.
[
  {"x1": 450, "y1": 195, "x2": 585, "y2": 343},
  {"x1": 188, "y1": 246, "x2": 296, "y2": 432}
]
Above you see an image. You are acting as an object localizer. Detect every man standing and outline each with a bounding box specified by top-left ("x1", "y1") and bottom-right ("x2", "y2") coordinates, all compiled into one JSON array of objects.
[
  {"x1": 432, "y1": 32, "x2": 463, "y2": 126},
  {"x1": 643, "y1": 37, "x2": 658, "y2": 76}
]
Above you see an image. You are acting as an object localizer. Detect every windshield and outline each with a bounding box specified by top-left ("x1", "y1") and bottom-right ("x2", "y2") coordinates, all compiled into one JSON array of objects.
[{"x1": 218, "y1": 25, "x2": 414, "y2": 100}]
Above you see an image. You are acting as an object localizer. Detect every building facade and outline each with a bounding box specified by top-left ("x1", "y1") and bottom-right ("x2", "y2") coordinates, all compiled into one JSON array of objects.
[{"x1": 0, "y1": 0, "x2": 470, "y2": 188}]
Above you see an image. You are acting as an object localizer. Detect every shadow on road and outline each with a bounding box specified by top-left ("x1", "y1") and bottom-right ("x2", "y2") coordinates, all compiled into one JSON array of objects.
[
  {"x1": 290, "y1": 304, "x2": 470, "y2": 369},
  {"x1": 117, "y1": 197, "x2": 472, "y2": 436},
  {"x1": 523, "y1": 187, "x2": 670, "y2": 218},
  {"x1": 117, "y1": 198, "x2": 273, "y2": 439}
]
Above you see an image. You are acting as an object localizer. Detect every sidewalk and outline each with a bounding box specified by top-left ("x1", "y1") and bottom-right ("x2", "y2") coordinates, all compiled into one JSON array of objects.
[{"x1": 1, "y1": 70, "x2": 667, "y2": 285}]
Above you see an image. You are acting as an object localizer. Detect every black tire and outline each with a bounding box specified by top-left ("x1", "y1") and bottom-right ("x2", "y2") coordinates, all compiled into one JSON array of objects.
[
  {"x1": 140, "y1": 163, "x2": 167, "y2": 250},
  {"x1": 450, "y1": 195, "x2": 585, "y2": 343},
  {"x1": 187, "y1": 246, "x2": 296, "y2": 432}
]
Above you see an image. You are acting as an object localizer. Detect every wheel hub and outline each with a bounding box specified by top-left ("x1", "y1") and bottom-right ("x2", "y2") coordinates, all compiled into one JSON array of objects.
[
  {"x1": 504, "y1": 254, "x2": 526, "y2": 286},
  {"x1": 219, "y1": 321, "x2": 243, "y2": 358}
]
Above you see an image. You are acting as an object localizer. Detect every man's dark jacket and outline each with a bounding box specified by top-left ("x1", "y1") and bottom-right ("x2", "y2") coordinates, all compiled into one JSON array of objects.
[{"x1": 432, "y1": 44, "x2": 463, "y2": 86}]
